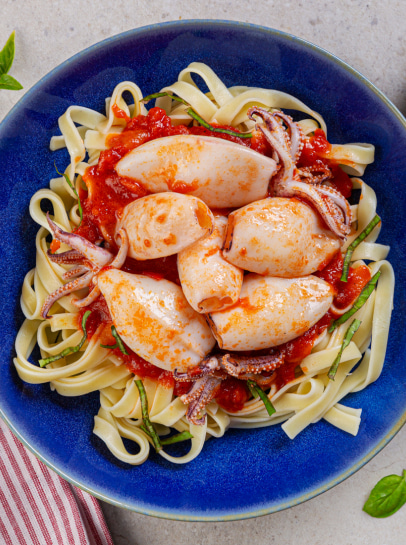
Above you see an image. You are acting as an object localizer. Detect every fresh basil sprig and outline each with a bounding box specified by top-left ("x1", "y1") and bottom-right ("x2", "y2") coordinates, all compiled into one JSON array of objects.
[
  {"x1": 39, "y1": 310, "x2": 91, "y2": 367},
  {"x1": 142, "y1": 91, "x2": 253, "y2": 139},
  {"x1": 363, "y1": 470, "x2": 406, "y2": 518},
  {"x1": 55, "y1": 164, "x2": 83, "y2": 226},
  {"x1": 341, "y1": 214, "x2": 381, "y2": 282},
  {"x1": 247, "y1": 379, "x2": 276, "y2": 416},
  {"x1": 327, "y1": 318, "x2": 361, "y2": 380},
  {"x1": 100, "y1": 325, "x2": 129, "y2": 355},
  {"x1": 329, "y1": 271, "x2": 381, "y2": 333},
  {"x1": 0, "y1": 31, "x2": 23, "y2": 91}
]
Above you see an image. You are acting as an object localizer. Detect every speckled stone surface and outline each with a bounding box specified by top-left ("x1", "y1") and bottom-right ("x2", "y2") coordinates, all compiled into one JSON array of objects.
[{"x1": 1, "y1": 2, "x2": 406, "y2": 544}]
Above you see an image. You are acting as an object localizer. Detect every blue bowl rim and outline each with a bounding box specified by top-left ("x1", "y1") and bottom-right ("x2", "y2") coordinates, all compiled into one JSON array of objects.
[{"x1": 1, "y1": 19, "x2": 405, "y2": 522}]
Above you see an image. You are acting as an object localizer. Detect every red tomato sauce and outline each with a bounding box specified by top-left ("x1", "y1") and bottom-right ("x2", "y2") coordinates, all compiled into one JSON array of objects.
[
  {"x1": 215, "y1": 378, "x2": 250, "y2": 413},
  {"x1": 298, "y1": 129, "x2": 352, "y2": 198},
  {"x1": 124, "y1": 352, "x2": 174, "y2": 389},
  {"x1": 316, "y1": 251, "x2": 371, "y2": 309},
  {"x1": 74, "y1": 109, "x2": 359, "y2": 404}
]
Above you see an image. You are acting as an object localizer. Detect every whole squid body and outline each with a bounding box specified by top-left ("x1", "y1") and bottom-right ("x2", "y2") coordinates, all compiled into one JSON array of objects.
[{"x1": 222, "y1": 197, "x2": 341, "y2": 277}]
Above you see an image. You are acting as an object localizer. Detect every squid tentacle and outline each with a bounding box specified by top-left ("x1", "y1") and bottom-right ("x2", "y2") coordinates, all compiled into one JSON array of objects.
[
  {"x1": 73, "y1": 285, "x2": 101, "y2": 308},
  {"x1": 173, "y1": 356, "x2": 220, "y2": 382},
  {"x1": 248, "y1": 107, "x2": 295, "y2": 186},
  {"x1": 219, "y1": 353, "x2": 285, "y2": 376},
  {"x1": 43, "y1": 218, "x2": 130, "y2": 318},
  {"x1": 273, "y1": 111, "x2": 304, "y2": 162},
  {"x1": 62, "y1": 265, "x2": 89, "y2": 280},
  {"x1": 175, "y1": 351, "x2": 285, "y2": 424},
  {"x1": 41, "y1": 271, "x2": 94, "y2": 318},
  {"x1": 47, "y1": 249, "x2": 85, "y2": 264},
  {"x1": 237, "y1": 373, "x2": 276, "y2": 387},
  {"x1": 181, "y1": 376, "x2": 224, "y2": 425},
  {"x1": 46, "y1": 213, "x2": 113, "y2": 269},
  {"x1": 298, "y1": 164, "x2": 332, "y2": 184},
  {"x1": 247, "y1": 106, "x2": 351, "y2": 239},
  {"x1": 285, "y1": 181, "x2": 351, "y2": 238},
  {"x1": 110, "y1": 229, "x2": 129, "y2": 269}
]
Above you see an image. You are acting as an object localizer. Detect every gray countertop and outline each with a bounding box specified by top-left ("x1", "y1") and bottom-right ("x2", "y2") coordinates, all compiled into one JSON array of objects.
[{"x1": 1, "y1": 1, "x2": 405, "y2": 544}]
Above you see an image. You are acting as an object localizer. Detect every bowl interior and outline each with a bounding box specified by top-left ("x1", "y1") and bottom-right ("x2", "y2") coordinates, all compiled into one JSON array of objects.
[{"x1": 1, "y1": 20, "x2": 406, "y2": 521}]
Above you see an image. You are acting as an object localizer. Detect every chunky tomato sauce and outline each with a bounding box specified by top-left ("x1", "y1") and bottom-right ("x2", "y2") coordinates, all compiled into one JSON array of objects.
[
  {"x1": 74, "y1": 108, "x2": 363, "y2": 407},
  {"x1": 298, "y1": 129, "x2": 353, "y2": 198},
  {"x1": 215, "y1": 378, "x2": 250, "y2": 413},
  {"x1": 316, "y1": 251, "x2": 371, "y2": 310}
]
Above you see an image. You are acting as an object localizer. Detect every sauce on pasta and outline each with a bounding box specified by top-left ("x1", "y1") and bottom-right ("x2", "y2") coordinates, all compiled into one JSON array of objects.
[
  {"x1": 13, "y1": 63, "x2": 393, "y2": 465},
  {"x1": 76, "y1": 109, "x2": 373, "y2": 411}
]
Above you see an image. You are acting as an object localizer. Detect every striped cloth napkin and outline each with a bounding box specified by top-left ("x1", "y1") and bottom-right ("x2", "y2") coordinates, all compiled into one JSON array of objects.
[{"x1": 0, "y1": 418, "x2": 114, "y2": 545}]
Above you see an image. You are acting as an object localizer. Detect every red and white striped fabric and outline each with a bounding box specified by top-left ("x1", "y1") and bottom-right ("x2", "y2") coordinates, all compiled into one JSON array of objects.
[{"x1": 0, "y1": 418, "x2": 114, "y2": 545}]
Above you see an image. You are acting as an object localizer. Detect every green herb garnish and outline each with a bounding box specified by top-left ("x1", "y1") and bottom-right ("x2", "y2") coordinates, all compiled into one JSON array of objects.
[
  {"x1": 39, "y1": 310, "x2": 91, "y2": 367},
  {"x1": 141, "y1": 426, "x2": 193, "y2": 447},
  {"x1": 55, "y1": 164, "x2": 83, "y2": 225},
  {"x1": 0, "y1": 31, "x2": 23, "y2": 91},
  {"x1": 142, "y1": 91, "x2": 253, "y2": 139},
  {"x1": 160, "y1": 431, "x2": 194, "y2": 446},
  {"x1": 329, "y1": 271, "x2": 381, "y2": 333},
  {"x1": 341, "y1": 214, "x2": 381, "y2": 282},
  {"x1": 247, "y1": 380, "x2": 276, "y2": 416},
  {"x1": 363, "y1": 470, "x2": 406, "y2": 518},
  {"x1": 100, "y1": 325, "x2": 129, "y2": 355},
  {"x1": 327, "y1": 319, "x2": 361, "y2": 380},
  {"x1": 134, "y1": 379, "x2": 162, "y2": 452}
]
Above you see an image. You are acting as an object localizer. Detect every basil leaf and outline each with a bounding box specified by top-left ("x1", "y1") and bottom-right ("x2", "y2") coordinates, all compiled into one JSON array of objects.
[
  {"x1": 327, "y1": 318, "x2": 361, "y2": 380},
  {"x1": 363, "y1": 470, "x2": 406, "y2": 518},
  {"x1": 0, "y1": 73, "x2": 23, "y2": 91},
  {"x1": 341, "y1": 214, "x2": 381, "y2": 282},
  {"x1": 100, "y1": 325, "x2": 129, "y2": 355},
  {"x1": 247, "y1": 379, "x2": 276, "y2": 416},
  {"x1": 134, "y1": 379, "x2": 162, "y2": 452},
  {"x1": 160, "y1": 431, "x2": 194, "y2": 446},
  {"x1": 329, "y1": 271, "x2": 381, "y2": 333},
  {"x1": 0, "y1": 31, "x2": 16, "y2": 75},
  {"x1": 186, "y1": 108, "x2": 253, "y2": 138}
]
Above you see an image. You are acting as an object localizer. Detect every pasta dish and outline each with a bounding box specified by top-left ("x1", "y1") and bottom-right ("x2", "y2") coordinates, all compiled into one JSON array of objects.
[{"x1": 14, "y1": 63, "x2": 394, "y2": 465}]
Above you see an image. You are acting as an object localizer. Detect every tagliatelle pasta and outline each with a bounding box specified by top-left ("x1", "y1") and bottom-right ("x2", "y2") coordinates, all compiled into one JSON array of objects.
[{"x1": 14, "y1": 62, "x2": 394, "y2": 465}]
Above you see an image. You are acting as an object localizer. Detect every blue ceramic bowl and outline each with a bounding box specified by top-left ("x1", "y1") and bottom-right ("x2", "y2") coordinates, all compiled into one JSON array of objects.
[{"x1": 1, "y1": 21, "x2": 405, "y2": 521}]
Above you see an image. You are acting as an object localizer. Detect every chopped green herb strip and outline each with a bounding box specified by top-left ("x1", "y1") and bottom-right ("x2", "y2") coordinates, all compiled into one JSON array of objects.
[
  {"x1": 39, "y1": 311, "x2": 91, "y2": 367},
  {"x1": 142, "y1": 91, "x2": 252, "y2": 139},
  {"x1": 327, "y1": 319, "x2": 361, "y2": 380},
  {"x1": 161, "y1": 431, "x2": 194, "y2": 446},
  {"x1": 134, "y1": 379, "x2": 162, "y2": 452},
  {"x1": 140, "y1": 424, "x2": 152, "y2": 437},
  {"x1": 341, "y1": 214, "x2": 381, "y2": 282},
  {"x1": 329, "y1": 271, "x2": 381, "y2": 333},
  {"x1": 100, "y1": 326, "x2": 129, "y2": 355},
  {"x1": 0, "y1": 31, "x2": 23, "y2": 90},
  {"x1": 363, "y1": 470, "x2": 406, "y2": 518},
  {"x1": 142, "y1": 91, "x2": 189, "y2": 106},
  {"x1": 54, "y1": 164, "x2": 83, "y2": 225},
  {"x1": 247, "y1": 380, "x2": 276, "y2": 416}
]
